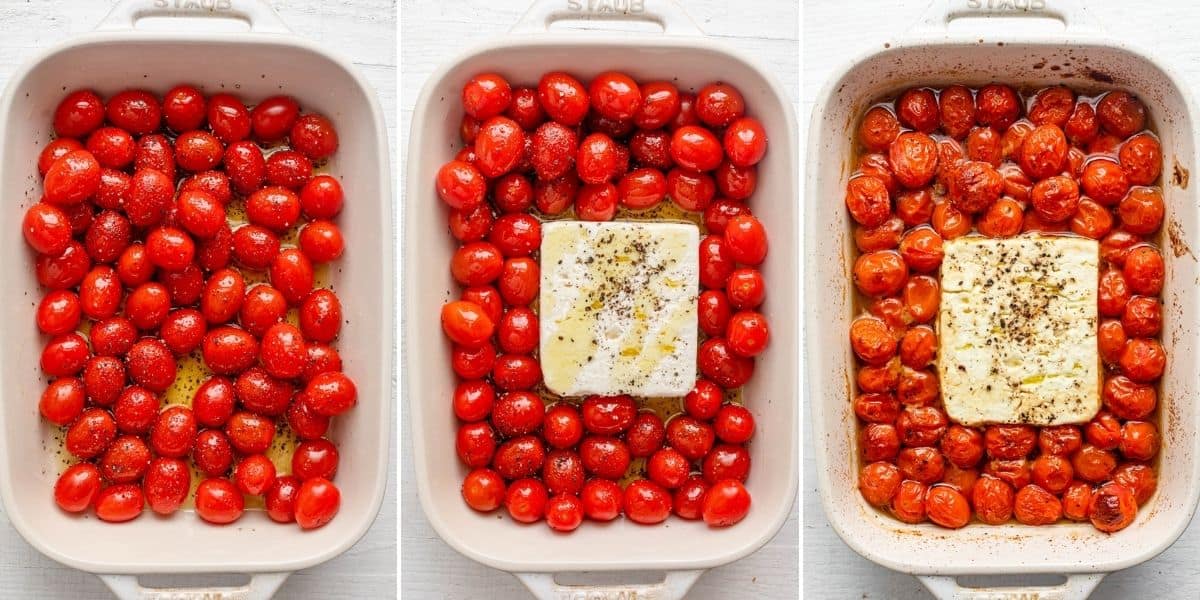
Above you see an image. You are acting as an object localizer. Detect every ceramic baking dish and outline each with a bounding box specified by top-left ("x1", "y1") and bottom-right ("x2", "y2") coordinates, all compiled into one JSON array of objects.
[
  {"x1": 404, "y1": 1, "x2": 798, "y2": 598},
  {"x1": 0, "y1": 2, "x2": 392, "y2": 598},
  {"x1": 807, "y1": 1, "x2": 1200, "y2": 598}
]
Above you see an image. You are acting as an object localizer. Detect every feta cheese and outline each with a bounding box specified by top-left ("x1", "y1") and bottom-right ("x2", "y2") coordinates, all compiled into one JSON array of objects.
[
  {"x1": 938, "y1": 234, "x2": 1101, "y2": 426},
  {"x1": 539, "y1": 220, "x2": 699, "y2": 397}
]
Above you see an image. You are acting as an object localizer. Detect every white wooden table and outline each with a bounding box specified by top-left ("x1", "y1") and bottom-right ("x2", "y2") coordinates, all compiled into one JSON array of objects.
[
  {"x1": 0, "y1": 1, "x2": 397, "y2": 598},
  {"x1": 803, "y1": 1, "x2": 1200, "y2": 598},
  {"x1": 398, "y1": 1, "x2": 799, "y2": 598}
]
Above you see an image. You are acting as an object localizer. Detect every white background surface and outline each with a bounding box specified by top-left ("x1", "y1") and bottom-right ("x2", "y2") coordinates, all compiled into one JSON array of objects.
[
  {"x1": 398, "y1": 1, "x2": 799, "y2": 598},
  {"x1": 803, "y1": 1, "x2": 1200, "y2": 598},
  {"x1": 0, "y1": 1, "x2": 397, "y2": 598}
]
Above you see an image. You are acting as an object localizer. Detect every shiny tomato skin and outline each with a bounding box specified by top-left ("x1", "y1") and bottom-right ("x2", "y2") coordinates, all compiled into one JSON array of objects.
[
  {"x1": 623, "y1": 479, "x2": 672, "y2": 524},
  {"x1": 202, "y1": 326, "x2": 259, "y2": 375},
  {"x1": 266, "y1": 476, "x2": 301, "y2": 523},
  {"x1": 290, "y1": 114, "x2": 340, "y2": 161},
  {"x1": 54, "y1": 462, "x2": 102, "y2": 513},
  {"x1": 195, "y1": 478, "x2": 246, "y2": 524},
  {"x1": 304, "y1": 371, "x2": 358, "y2": 417},
  {"x1": 269, "y1": 249, "x2": 315, "y2": 305},
  {"x1": 702, "y1": 479, "x2": 751, "y2": 527},
  {"x1": 251, "y1": 95, "x2": 300, "y2": 141},
  {"x1": 260, "y1": 322, "x2": 308, "y2": 379},
  {"x1": 54, "y1": 90, "x2": 105, "y2": 137},
  {"x1": 461, "y1": 467, "x2": 507, "y2": 512},
  {"x1": 207, "y1": 93, "x2": 251, "y2": 143},
  {"x1": 93, "y1": 484, "x2": 145, "y2": 523}
]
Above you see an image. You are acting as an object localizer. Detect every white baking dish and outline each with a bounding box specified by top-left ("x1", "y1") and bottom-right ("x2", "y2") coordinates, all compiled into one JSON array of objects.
[
  {"x1": 806, "y1": 2, "x2": 1200, "y2": 598},
  {"x1": 0, "y1": 2, "x2": 393, "y2": 598},
  {"x1": 403, "y1": 1, "x2": 798, "y2": 598}
]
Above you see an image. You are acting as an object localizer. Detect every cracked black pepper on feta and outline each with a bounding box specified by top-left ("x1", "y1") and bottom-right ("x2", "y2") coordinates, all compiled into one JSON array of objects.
[
  {"x1": 937, "y1": 234, "x2": 1101, "y2": 426},
  {"x1": 539, "y1": 221, "x2": 699, "y2": 396}
]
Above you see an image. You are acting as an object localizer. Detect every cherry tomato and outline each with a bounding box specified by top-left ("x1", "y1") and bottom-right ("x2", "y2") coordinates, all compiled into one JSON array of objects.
[
  {"x1": 669, "y1": 125, "x2": 723, "y2": 172},
  {"x1": 543, "y1": 404, "x2": 584, "y2": 450},
  {"x1": 251, "y1": 95, "x2": 300, "y2": 141},
  {"x1": 695, "y1": 82, "x2": 745, "y2": 128},
  {"x1": 588, "y1": 71, "x2": 641, "y2": 121},
  {"x1": 40, "y1": 377, "x2": 86, "y2": 426},
  {"x1": 461, "y1": 467, "x2": 507, "y2": 512},
  {"x1": 1089, "y1": 481, "x2": 1138, "y2": 533},
  {"x1": 887, "y1": 132, "x2": 938, "y2": 189},
  {"x1": 94, "y1": 484, "x2": 144, "y2": 523},
  {"x1": 266, "y1": 476, "x2": 302, "y2": 523},
  {"x1": 269, "y1": 248, "x2": 315, "y2": 305},
  {"x1": 202, "y1": 326, "x2": 259, "y2": 375},
  {"x1": 224, "y1": 141, "x2": 266, "y2": 196},
  {"x1": 195, "y1": 478, "x2": 245, "y2": 524},
  {"x1": 292, "y1": 438, "x2": 339, "y2": 481},
  {"x1": 207, "y1": 93, "x2": 251, "y2": 143},
  {"x1": 724, "y1": 269, "x2": 764, "y2": 312},
  {"x1": 54, "y1": 90, "x2": 105, "y2": 137},
  {"x1": 305, "y1": 371, "x2": 358, "y2": 417},
  {"x1": 1118, "y1": 187, "x2": 1165, "y2": 235},
  {"x1": 291, "y1": 114, "x2": 340, "y2": 160},
  {"x1": 505, "y1": 477, "x2": 548, "y2": 523},
  {"x1": 300, "y1": 174, "x2": 344, "y2": 219},
  {"x1": 144, "y1": 458, "x2": 190, "y2": 516}
]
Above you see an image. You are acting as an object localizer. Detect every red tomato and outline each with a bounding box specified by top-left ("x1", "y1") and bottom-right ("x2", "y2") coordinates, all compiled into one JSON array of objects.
[
  {"x1": 698, "y1": 338, "x2": 755, "y2": 388},
  {"x1": 94, "y1": 484, "x2": 144, "y2": 523},
  {"x1": 54, "y1": 90, "x2": 105, "y2": 137},
  {"x1": 670, "y1": 126, "x2": 723, "y2": 172},
  {"x1": 462, "y1": 468, "x2": 507, "y2": 512},
  {"x1": 44, "y1": 149, "x2": 100, "y2": 206},
  {"x1": 290, "y1": 114, "x2": 340, "y2": 160},
  {"x1": 207, "y1": 93, "x2": 251, "y2": 143},
  {"x1": 581, "y1": 395, "x2": 637, "y2": 436},
  {"x1": 505, "y1": 477, "x2": 549, "y2": 523},
  {"x1": 723, "y1": 117, "x2": 767, "y2": 167},
  {"x1": 300, "y1": 174, "x2": 344, "y2": 219},
  {"x1": 702, "y1": 479, "x2": 751, "y2": 527},
  {"x1": 543, "y1": 404, "x2": 585, "y2": 450},
  {"x1": 257, "y1": 322, "x2": 306, "y2": 379},
  {"x1": 144, "y1": 458, "x2": 190, "y2": 513},
  {"x1": 54, "y1": 463, "x2": 102, "y2": 513},
  {"x1": 666, "y1": 416, "x2": 716, "y2": 462},
  {"x1": 292, "y1": 438, "x2": 339, "y2": 481},
  {"x1": 162, "y1": 84, "x2": 206, "y2": 131},
  {"x1": 195, "y1": 478, "x2": 245, "y2": 524},
  {"x1": 298, "y1": 220, "x2": 344, "y2": 263},
  {"x1": 269, "y1": 248, "x2": 315, "y2": 305},
  {"x1": 624, "y1": 479, "x2": 672, "y2": 524},
  {"x1": 266, "y1": 476, "x2": 301, "y2": 523},
  {"x1": 251, "y1": 95, "x2": 300, "y2": 142},
  {"x1": 305, "y1": 371, "x2": 358, "y2": 417}
]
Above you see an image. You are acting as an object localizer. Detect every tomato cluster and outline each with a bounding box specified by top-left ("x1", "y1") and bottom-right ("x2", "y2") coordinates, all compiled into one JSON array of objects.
[
  {"x1": 32, "y1": 86, "x2": 352, "y2": 529},
  {"x1": 847, "y1": 85, "x2": 1164, "y2": 533},
  {"x1": 437, "y1": 71, "x2": 770, "y2": 530}
]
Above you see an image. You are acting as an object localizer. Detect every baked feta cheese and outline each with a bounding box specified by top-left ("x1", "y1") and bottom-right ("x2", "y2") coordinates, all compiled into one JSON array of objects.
[
  {"x1": 938, "y1": 234, "x2": 1101, "y2": 426},
  {"x1": 539, "y1": 221, "x2": 699, "y2": 397}
]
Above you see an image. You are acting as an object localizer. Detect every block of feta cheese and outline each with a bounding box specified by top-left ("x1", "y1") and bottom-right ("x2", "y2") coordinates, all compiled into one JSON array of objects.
[
  {"x1": 937, "y1": 234, "x2": 1101, "y2": 426},
  {"x1": 539, "y1": 220, "x2": 699, "y2": 397}
]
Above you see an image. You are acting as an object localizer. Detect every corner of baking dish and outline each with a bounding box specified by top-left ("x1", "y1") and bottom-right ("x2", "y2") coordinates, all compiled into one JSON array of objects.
[
  {"x1": 0, "y1": 28, "x2": 394, "y2": 575},
  {"x1": 405, "y1": 32, "x2": 799, "y2": 573},
  {"x1": 805, "y1": 32, "x2": 1200, "y2": 575}
]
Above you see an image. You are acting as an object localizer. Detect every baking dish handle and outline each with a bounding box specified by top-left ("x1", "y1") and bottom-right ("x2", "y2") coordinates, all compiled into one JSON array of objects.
[
  {"x1": 510, "y1": 0, "x2": 702, "y2": 36},
  {"x1": 515, "y1": 569, "x2": 704, "y2": 600},
  {"x1": 95, "y1": 0, "x2": 292, "y2": 34},
  {"x1": 919, "y1": 573, "x2": 1105, "y2": 600},
  {"x1": 98, "y1": 572, "x2": 290, "y2": 600},
  {"x1": 914, "y1": 0, "x2": 1100, "y2": 35}
]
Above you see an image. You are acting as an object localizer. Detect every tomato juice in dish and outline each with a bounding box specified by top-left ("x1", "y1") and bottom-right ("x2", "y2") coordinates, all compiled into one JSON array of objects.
[
  {"x1": 438, "y1": 72, "x2": 769, "y2": 530},
  {"x1": 846, "y1": 85, "x2": 1164, "y2": 532}
]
